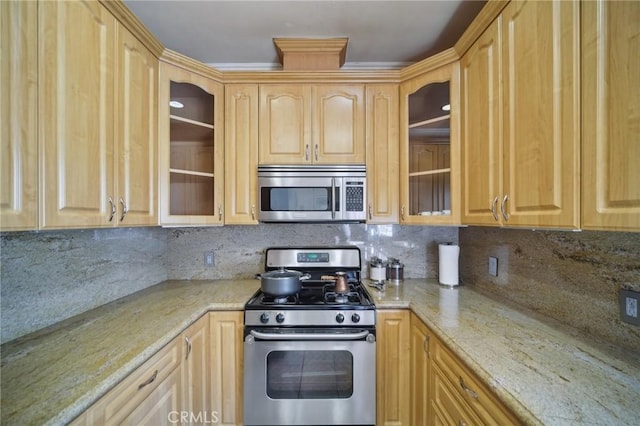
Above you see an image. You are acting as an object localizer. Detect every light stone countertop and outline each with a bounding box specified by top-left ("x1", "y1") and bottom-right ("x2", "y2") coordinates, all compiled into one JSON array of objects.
[{"x1": 2, "y1": 279, "x2": 639, "y2": 425}]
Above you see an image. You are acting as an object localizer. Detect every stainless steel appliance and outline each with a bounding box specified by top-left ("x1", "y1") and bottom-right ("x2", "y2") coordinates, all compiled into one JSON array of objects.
[
  {"x1": 244, "y1": 246, "x2": 376, "y2": 426},
  {"x1": 257, "y1": 165, "x2": 366, "y2": 223}
]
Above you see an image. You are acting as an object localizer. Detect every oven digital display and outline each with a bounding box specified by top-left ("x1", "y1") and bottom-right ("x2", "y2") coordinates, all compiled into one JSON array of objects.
[{"x1": 297, "y1": 252, "x2": 330, "y2": 263}]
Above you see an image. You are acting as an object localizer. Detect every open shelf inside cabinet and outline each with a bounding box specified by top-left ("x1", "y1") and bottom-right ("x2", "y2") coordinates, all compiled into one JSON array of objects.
[
  {"x1": 408, "y1": 81, "x2": 451, "y2": 217},
  {"x1": 168, "y1": 81, "x2": 216, "y2": 216}
]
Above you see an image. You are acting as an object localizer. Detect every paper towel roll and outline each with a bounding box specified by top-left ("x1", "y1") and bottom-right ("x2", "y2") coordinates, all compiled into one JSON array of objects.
[{"x1": 438, "y1": 243, "x2": 460, "y2": 286}]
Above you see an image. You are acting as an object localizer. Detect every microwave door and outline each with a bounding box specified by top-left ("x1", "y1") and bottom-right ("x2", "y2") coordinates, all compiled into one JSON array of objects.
[{"x1": 259, "y1": 177, "x2": 341, "y2": 222}]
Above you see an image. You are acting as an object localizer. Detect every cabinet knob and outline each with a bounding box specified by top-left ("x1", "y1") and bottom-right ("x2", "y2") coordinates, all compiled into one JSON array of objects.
[
  {"x1": 368, "y1": 204, "x2": 373, "y2": 220},
  {"x1": 184, "y1": 336, "x2": 192, "y2": 360},
  {"x1": 251, "y1": 205, "x2": 256, "y2": 221},
  {"x1": 401, "y1": 204, "x2": 406, "y2": 221},
  {"x1": 314, "y1": 144, "x2": 319, "y2": 161},
  {"x1": 305, "y1": 144, "x2": 310, "y2": 161},
  {"x1": 219, "y1": 204, "x2": 223, "y2": 221}
]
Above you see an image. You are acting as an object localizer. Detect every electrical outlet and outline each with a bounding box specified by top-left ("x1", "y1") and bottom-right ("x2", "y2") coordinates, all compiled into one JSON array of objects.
[
  {"x1": 204, "y1": 251, "x2": 215, "y2": 267},
  {"x1": 620, "y1": 289, "x2": 640, "y2": 326},
  {"x1": 488, "y1": 257, "x2": 498, "y2": 277}
]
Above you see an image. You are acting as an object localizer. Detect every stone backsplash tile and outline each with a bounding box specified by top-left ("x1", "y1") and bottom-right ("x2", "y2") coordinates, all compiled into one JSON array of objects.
[
  {"x1": 459, "y1": 227, "x2": 640, "y2": 353},
  {"x1": 166, "y1": 224, "x2": 459, "y2": 280},
  {"x1": 0, "y1": 228, "x2": 167, "y2": 344}
]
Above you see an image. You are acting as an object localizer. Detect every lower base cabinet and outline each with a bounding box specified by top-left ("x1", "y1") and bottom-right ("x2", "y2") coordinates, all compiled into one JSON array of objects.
[
  {"x1": 71, "y1": 311, "x2": 243, "y2": 426},
  {"x1": 376, "y1": 309, "x2": 411, "y2": 426},
  {"x1": 378, "y1": 310, "x2": 521, "y2": 426}
]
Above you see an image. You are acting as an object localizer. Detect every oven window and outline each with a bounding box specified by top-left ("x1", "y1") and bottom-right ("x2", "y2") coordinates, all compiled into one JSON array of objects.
[
  {"x1": 261, "y1": 187, "x2": 340, "y2": 212},
  {"x1": 266, "y1": 350, "x2": 353, "y2": 399}
]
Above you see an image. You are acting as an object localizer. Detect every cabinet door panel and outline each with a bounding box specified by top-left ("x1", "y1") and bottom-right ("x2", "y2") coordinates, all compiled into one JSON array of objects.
[
  {"x1": 366, "y1": 84, "x2": 399, "y2": 223},
  {"x1": 1, "y1": 0, "x2": 38, "y2": 231},
  {"x1": 259, "y1": 85, "x2": 311, "y2": 164},
  {"x1": 582, "y1": 0, "x2": 640, "y2": 230},
  {"x1": 183, "y1": 315, "x2": 209, "y2": 419},
  {"x1": 210, "y1": 311, "x2": 243, "y2": 425},
  {"x1": 39, "y1": 0, "x2": 115, "y2": 228},
  {"x1": 225, "y1": 84, "x2": 259, "y2": 224},
  {"x1": 460, "y1": 17, "x2": 502, "y2": 226},
  {"x1": 410, "y1": 313, "x2": 431, "y2": 425},
  {"x1": 313, "y1": 85, "x2": 365, "y2": 163},
  {"x1": 116, "y1": 25, "x2": 157, "y2": 226},
  {"x1": 121, "y1": 366, "x2": 182, "y2": 426},
  {"x1": 377, "y1": 310, "x2": 411, "y2": 426},
  {"x1": 502, "y1": 0, "x2": 579, "y2": 228}
]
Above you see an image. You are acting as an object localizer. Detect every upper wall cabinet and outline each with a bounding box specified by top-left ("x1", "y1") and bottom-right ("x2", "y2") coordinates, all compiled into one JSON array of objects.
[
  {"x1": 225, "y1": 84, "x2": 259, "y2": 225},
  {"x1": 38, "y1": 0, "x2": 158, "y2": 229},
  {"x1": 158, "y1": 62, "x2": 224, "y2": 226},
  {"x1": 581, "y1": 0, "x2": 640, "y2": 231},
  {"x1": 399, "y1": 63, "x2": 460, "y2": 225},
  {"x1": 461, "y1": 0, "x2": 580, "y2": 229},
  {"x1": 366, "y1": 84, "x2": 399, "y2": 224},
  {"x1": 259, "y1": 84, "x2": 365, "y2": 164},
  {"x1": 1, "y1": 1, "x2": 38, "y2": 231}
]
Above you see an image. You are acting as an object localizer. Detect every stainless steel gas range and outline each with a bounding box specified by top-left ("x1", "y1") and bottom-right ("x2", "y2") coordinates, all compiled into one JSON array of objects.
[{"x1": 244, "y1": 246, "x2": 376, "y2": 426}]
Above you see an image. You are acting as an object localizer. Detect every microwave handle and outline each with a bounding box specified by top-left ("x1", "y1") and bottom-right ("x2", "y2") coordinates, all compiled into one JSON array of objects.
[{"x1": 331, "y1": 178, "x2": 336, "y2": 220}]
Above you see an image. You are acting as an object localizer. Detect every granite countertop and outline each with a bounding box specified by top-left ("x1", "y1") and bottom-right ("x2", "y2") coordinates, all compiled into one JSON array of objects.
[{"x1": 2, "y1": 279, "x2": 639, "y2": 425}]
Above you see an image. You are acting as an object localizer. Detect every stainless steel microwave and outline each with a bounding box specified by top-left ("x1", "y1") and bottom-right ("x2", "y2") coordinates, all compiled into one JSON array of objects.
[{"x1": 258, "y1": 165, "x2": 366, "y2": 223}]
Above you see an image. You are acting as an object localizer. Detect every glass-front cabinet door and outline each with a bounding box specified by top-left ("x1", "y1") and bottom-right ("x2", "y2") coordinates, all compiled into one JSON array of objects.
[
  {"x1": 399, "y1": 62, "x2": 459, "y2": 225},
  {"x1": 158, "y1": 61, "x2": 224, "y2": 225}
]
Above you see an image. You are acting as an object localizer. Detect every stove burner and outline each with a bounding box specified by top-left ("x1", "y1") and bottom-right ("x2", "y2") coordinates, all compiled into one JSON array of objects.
[
  {"x1": 259, "y1": 293, "x2": 298, "y2": 305},
  {"x1": 324, "y1": 290, "x2": 362, "y2": 304}
]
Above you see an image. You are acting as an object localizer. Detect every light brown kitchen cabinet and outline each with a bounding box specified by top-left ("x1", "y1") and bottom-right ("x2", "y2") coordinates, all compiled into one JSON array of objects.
[
  {"x1": 399, "y1": 62, "x2": 460, "y2": 225},
  {"x1": 366, "y1": 84, "x2": 400, "y2": 223},
  {"x1": 259, "y1": 84, "x2": 365, "y2": 164},
  {"x1": 462, "y1": 0, "x2": 580, "y2": 229},
  {"x1": 39, "y1": 0, "x2": 158, "y2": 229},
  {"x1": 182, "y1": 314, "x2": 210, "y2": 420},
  {"x1": 158, "y1": 61, "x2": 224, "y2": 226},
  {"x1": 376, "y1": 309, "x2": 411, "y2": 426},
  {"x1": 459, "y1": 15, "x2": 502, "y2": 226},
  {"x1": 410, "y1": 312, "x2": 432, "y2": 425},
  {"x1": 209, "y1": 311, "x2": 244, "y2": 425},
  {"x1": 1, "y1": 0, "x2": 38, "y2": 231},
  {"x1": 431, "y1": 330, "x2": 521, "y2": 425},
  {"x1": 71, "y1": 332, "x2": 183, "y2": 425},
  {"x1": 581, "y1": 0, "x2": 640, "y2": 231},
  {"x1": 225, "y1": 84, "x2": 259, "y2": 224}
]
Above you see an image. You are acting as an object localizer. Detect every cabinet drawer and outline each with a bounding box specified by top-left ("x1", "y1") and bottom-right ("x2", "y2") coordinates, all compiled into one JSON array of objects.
[
  {"x1": 76, "y1": 337, "x2": 183, "y2": 425},
  {"x1": 432, "y1": 339, "x2": 520, "y2": 425},
  {"x1": 432, "y1": 364, "x2": 481, "y2": 426}
]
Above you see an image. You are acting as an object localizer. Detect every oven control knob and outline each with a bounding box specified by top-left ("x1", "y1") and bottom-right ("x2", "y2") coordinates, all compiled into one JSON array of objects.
[
  {"x1": 276, "y1": 313, "x2": 285, "y2": 323},
  {"x1": 351, "y1": 313, "x2": 360, "y2": 323},
  {"x1": 260, "y1": 313, "x2": 269, "y2": 324},
  {"x1": 336, "y1": 313, "x2": 345, "y2": 323}
]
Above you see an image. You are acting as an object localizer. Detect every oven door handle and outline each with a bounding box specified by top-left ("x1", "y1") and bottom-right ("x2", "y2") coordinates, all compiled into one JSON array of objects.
[
  {"x1": 250, "y1": 329, "x2": 371, "y2": 341},
  {"x1": 331, "y1": 177, "x2": 336, "y2": 220}
]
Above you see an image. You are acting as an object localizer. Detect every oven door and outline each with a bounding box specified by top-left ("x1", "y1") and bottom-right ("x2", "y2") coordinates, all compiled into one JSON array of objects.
[{"x1": 243, "y1": 328, "x2": 376, "y2": 426}]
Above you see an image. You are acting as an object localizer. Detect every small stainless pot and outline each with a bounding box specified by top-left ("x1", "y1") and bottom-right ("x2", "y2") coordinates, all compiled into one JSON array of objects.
[{"x1": 258, "y1": 268, "x2": 310, "y2": 296}]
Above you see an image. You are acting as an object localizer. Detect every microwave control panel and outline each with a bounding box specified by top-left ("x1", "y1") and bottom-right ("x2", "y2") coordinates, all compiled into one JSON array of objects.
[{"x1": 345, "y1": 181, "x2": 365, "y2": 211}]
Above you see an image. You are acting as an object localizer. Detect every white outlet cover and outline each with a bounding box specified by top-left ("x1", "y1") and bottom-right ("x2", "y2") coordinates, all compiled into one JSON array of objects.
[{"x1": 488, "y1": 257, "x2": 498, "y2": 276}]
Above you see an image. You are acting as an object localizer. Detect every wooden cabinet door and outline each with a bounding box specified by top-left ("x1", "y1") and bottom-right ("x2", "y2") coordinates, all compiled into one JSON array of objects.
[
  {"x1": 313, "y1": 85, "x2": 366, "y2": 163},
  {"x1": 410, "y1": 313, "x2": 431, "y2": 425},
  {"x1": 121, "y1": 366, "x2": 182, "y2": 426},
  {"x1": 366, "y1": 84, "x2": 399, "y2": 223},
  {"x1": 182, "y1": 314, "x2": 210, "y2": 420},
  {"x1": 39, "y1": 0, "x2": 116, "y2": 229},
  {"x1": 1, "y1": 0, "x2": 38, "y2": 231},
  {"x1": 582, "y1": 0, "x2": 640, "y2": 231},
  {"x1": 158, "y1": 62, "x2": 224, "y2": 225},
  {"x1": 501, "y1": 0, "x2": 580, "y2": 228},
  {"x1": 259, "y1": 84, "x2": 311, "y2": 164},
  {"x1": 75, "y1": 335, "x2": 183, "y2": 425},
  {"x1": 460, "y1": 17, "x2": 502, "y2": 226},
  {"x1": 209, "y1": 311, "x2": 243, "y2": 426},
  {"x1": 400, "y1": 63, "x2": 460, "y2": 226},
  {"x1": 376, "y1": 310, "x2": 411, "y2": 426},
  {"x1": 115, "y1": 24, "x2": 158, "y2": 226},
  {"x1": 225, "y1": 84, "x2": 259, "y2": 224}
]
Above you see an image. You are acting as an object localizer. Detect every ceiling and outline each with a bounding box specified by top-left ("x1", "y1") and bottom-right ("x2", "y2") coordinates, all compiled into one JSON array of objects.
[{"x1": 124, "y1": 0, "x2": 487, "y2": 70}]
